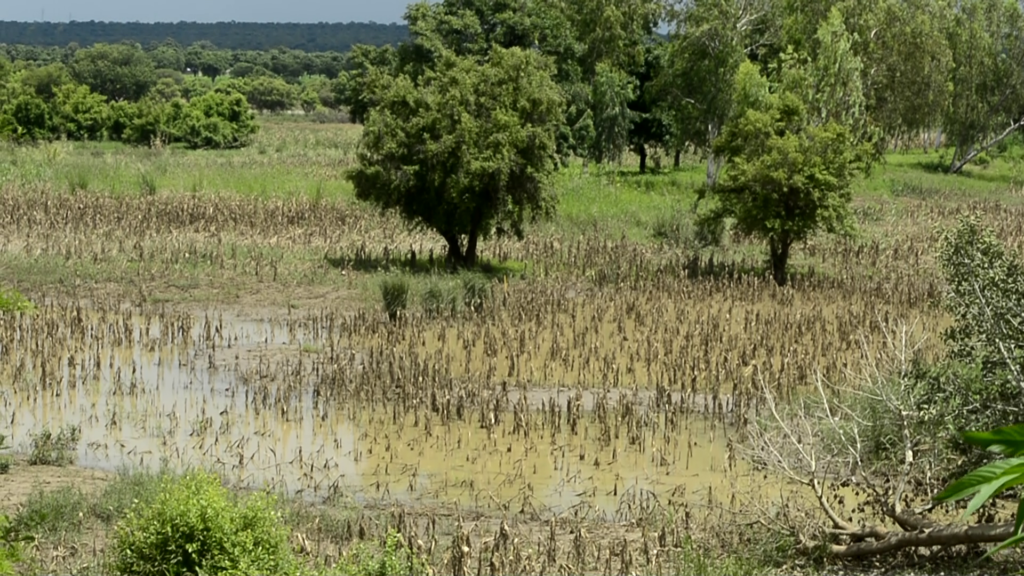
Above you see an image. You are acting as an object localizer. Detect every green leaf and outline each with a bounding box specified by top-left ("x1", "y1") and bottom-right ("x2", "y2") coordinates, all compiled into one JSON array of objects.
[
  {"x1": 962, "y1": 466, "x2": 1024, "y2": 518},
  {"x1": 1015, "y1": 497, "x2": 1024, "y2": 537},
  {"x1": 962, "y1": 424, "x2": 1024, "y2": 457},
  {"x1": 934, "y1": 457, "x2": 1024, "y2": 503}
]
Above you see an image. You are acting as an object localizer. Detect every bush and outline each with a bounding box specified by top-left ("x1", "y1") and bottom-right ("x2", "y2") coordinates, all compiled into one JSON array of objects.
[
  {"x1": 12, "y1": 486, "x2": 89, "y2": 539},
  {"x1": 0, "y1": 514, "x2": 22, "y2": 576},
  {"x1": 379, "y1": 278, "x2": 410, "y2": 323},
  {"x1": 336, "y1": 530, "x2": 430, "y2": 576},
  {"x1": 0, "y1": 433, "x2": 11, "y2": 475},
  {"x1": 0, "y1": 289, "x2": 33, "y2": 313},
  {"x1": 177, "y1": 90, "x2": 258, "y2": 150},
  {"x1": 110, "y1": 469, "x2": 297, "y2": 576},
  {"x1": 27, "y1": 425, "x2": 80, "y2": 466}
]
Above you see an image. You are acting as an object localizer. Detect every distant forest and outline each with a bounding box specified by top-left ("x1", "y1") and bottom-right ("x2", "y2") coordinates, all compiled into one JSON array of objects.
[{"x1": 0, "y1": 21, "x2": 409, "y2": 51}]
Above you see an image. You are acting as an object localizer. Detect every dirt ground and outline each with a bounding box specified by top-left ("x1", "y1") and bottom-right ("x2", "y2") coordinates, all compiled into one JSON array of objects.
[{"x1": 0, "y1": 460, "x2": 113, "y2": 514}]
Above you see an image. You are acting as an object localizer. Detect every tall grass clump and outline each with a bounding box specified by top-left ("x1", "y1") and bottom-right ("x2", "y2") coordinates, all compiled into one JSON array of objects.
[
  {"x1": 27, "y1": 425, "x2": 80, "y2": 466},
  {"x1": 0, "y1": 515, "x2": 22, "y2": 576},
  {"x1": 12, "y1": 486, "x2": 89, "y2": 539},
  {"x1": 92, "y1": 466, "x2": 176, "y2": 525},
  {"x1": 379, "y1": 277, "x2": 410, "y2": 322},
  {"x1": 110, "y1": 469, "x2": 297, "y2": 576},
  {"x1": 421, "y1": 280, "x2": 459, "y2": 318},
  {"x1": 461, "y1": 276, "x2": 491, "y2": 314}
]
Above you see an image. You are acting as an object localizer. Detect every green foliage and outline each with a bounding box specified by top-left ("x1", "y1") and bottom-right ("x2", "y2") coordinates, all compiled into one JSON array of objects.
[
  {"x1": 701, "y1": 66, "x2": 862, "y2": 286},
  {"x1": 0, "y1": 432, "x2": 11, "y2": 475},
  {"x1": 177, "y1": 90, "x2": 258, "y2": 150},
  {"x1": 0, "y1": 288, "x2": 34, "y2": 313},
  {"x1": 70, "y1": 43, "x2": 157, "y2": 102},
  {"x1": 12, "y1": 486, "x2": 89, "y2": 539},
  {"x1": 17, "y1": 63, "x2": 72, "y2": 100},
  {"x1": 0, "y1": 514, "x2": 23, "y2": 576},
  {"x1": 2, "y1": 92, "x2": 52, "y2": 141},
  {"x1": 51, "y1": 83, "x2": 109, "y2": 140},
  {"x1": 246, "y1": 76, "x2": 298, "y2": 113},
  {"x1": 421, "y1": 281, "x2": 460, "y2": 318},
  {"x1": 461, "y1": 276, "x2": 492, "y2": 314},
  {"x1": 335, "y1": 530, "x2": 430, "y2": 576},
  {"x1": 348, "y1": 46, "x2": 563, "y2": 267},
  {"x1": 92, "y1": 466, "x2": 177, "y2": 525},
  {"x1": 334, "y1": 45, "x2": 397, "y2": 124},
  {"x1": 589, "y1": 62, "x2": 637, "y2": 165},
  {"x1": 27, "y1": 425, "x2": 80, "y2": 467},
  {"x1": 110, "y1": 469, "x2": 297, "y2": 576},
  {"x1": 935, "y1": 423, "x2": 1024, "y2": 559},
  {"x1": 379, "y1": 278, "x2": 410, "y2": 322},
  {"x1": 150, "y1": 77, "x2": 183, "y2": 102},
  {"x1": 912, "y1": 216, "x2": 1024, "y2": 473}
]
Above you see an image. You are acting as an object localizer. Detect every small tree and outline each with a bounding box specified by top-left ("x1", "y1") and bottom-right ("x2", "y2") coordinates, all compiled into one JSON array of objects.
[
  {"x1": 348, "y1": 47, "x2": 563, "y2": 268},
  {"x1": 70, "y1": 43, "x2": 157, "y2": 102},
  {"x1": 699, "y1": 63, "x2": 862, "y2": 286}
]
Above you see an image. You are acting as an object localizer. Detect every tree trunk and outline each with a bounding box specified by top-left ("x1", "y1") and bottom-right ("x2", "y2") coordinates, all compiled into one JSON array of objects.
[
  {"x1": 638, "y1": 144, "x2": 648, "y2": 174},
  {"x1": 464, "y1": 228, "x2": 479, "y2": 268},
  {"x1": 674, "y1": 149, "x2": 681, "y2": 168},
  {"x1": 769, "y1": 237, "x2": 791, "y2": 287},
  {"x1": 442, "y1": 232, "x2": 463, "y2": 267},
  {"x1": 706, "y1": 153, "x2": 719, "y2": 187},
  {"x1": 949, "y1": 117, "x2": 1024, "y2": 174}
]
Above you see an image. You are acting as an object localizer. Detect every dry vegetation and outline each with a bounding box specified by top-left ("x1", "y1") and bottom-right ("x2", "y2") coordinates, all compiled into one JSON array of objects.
[{"x1": 1, "y1": 120, "x2": 1024, "y2": 574}]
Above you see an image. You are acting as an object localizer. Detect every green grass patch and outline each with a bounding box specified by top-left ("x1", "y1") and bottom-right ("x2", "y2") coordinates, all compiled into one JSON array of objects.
[{"x1": 12, "y1": 486, "x2": 89, "y2": 539}]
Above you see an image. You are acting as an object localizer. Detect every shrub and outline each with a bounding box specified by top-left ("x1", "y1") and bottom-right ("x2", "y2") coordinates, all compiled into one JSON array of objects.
[
  {"x1": 110, "y1": 469, "x2": 297, "y2": 576},
  {"x1": 0, "y1": 433, "x2": 11, "y2": 475},
  {"x1": 27, "y1": 425, "x2": 80, "y2": 466},
  {"x1": 336, "y1": 530, "x2": 430, "y2": 576},
  {"x1": 0, "y1": 514, "x2": 22, "y2": 576},
  {"x1": 0, "y1": 289, "x2": 33, "y2": 313},
  {"x1": 379, "y1": 278, "x2": 410, "y2": 323},
  {"x1": 12, "y1": 486, "x2": 89, "y2": 539},
  {"x1": 177, "y1": 90, "x2": 258, "y2": 150}
]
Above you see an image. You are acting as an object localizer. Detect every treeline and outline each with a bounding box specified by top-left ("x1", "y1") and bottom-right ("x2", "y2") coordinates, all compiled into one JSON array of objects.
[
  {"x1": 0, "y1": 46, "x2": 261, "y2": 149},
  {"x1": 1, "y1": 42, "x2": 349, "y2": 83},
  {"x1": 0, "y1": 21, "x2": 407, "y2": 52},
  {"x1": 335, "y1": 0, "x2": 1024, "y2": 177}
]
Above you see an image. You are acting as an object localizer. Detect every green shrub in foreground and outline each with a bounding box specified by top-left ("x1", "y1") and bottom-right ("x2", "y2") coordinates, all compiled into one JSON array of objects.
[
  {"x1": 0, "y1": 289, "x2": 34, "y2": 313},
  {"x1": 110, "y1": 469, "x2": 297, "y2": 576}
]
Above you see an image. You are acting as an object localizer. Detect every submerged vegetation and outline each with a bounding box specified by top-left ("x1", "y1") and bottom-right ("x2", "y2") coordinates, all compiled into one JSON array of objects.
[{"x1": 1, "y1": 0, "x2": 1024, "y2": 573}]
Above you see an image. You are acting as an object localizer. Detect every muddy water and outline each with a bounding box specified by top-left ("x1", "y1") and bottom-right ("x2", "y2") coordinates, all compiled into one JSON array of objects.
[{"x1": 0, "y1": 307, "x2": 757, "y2": 515}]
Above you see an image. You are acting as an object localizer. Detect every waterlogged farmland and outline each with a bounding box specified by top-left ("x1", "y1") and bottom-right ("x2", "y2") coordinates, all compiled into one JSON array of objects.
[
  {"x1": 1, "y1": 121, "x2": 1023, "y2": 573},
  {"x1": 0, "y1": 303, "x2": 750, "y2": 514}
]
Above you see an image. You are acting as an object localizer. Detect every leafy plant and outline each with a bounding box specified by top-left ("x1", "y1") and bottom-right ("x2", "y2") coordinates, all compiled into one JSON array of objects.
[
  {"x1": 379, "y1": 278, "x2": 409, "y2": 323},
  {"x1": 0, "y1": 514, "x2": 23, "y2": 576},
  {"x1": 0, "y1": 289, "x2": 32, "y2": 315},
  {"x1": 335, "y1": 530, "x2": 430, "y2": 576},
  {"x1": 110, "y1": 469, "x2": 297, "y2": 576},
  {"x1": 12, "y1": 486, "x2": 89, "y2": 539},
  {"x1": 934, "y1": 422, "x2": 1024, "y2": 558},
  {"x1": 27, "y1": 425, "x2": 81, "y2": 466}
]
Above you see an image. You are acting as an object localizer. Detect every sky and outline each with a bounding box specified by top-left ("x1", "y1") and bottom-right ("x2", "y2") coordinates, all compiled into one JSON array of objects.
[{"x1": 0, "y1": 1, "x2": 412, "y2": 24}]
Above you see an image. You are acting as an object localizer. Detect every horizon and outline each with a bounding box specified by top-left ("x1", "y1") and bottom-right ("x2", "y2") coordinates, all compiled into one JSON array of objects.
[{"x1": 0, "y1": 1, "x2": 416, "y2": 26}]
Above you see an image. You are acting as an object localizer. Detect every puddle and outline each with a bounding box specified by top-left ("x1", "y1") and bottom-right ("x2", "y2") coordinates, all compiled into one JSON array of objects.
[{"x1": 0, "y1": 306, "x2": 757, "y2": 516}]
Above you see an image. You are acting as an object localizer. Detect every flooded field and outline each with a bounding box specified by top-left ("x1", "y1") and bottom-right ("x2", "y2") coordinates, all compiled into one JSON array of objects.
[{"x1": 0, "y1": 302, "x2": 759, "y2": 517}]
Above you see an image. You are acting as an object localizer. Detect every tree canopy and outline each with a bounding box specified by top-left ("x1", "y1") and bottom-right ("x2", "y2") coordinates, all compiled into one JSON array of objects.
[{"x1": 347, "y1": 47, "x2": 564, "y2": 267}]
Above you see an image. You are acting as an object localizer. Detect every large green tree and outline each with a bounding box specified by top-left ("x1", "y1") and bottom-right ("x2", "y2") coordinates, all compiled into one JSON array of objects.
[
  {"x1": 70, "y1": 43, "x2": 157, "y2": 102},
  {"x1": 348, "y1": 47, "x2": 564, "y2": 267},
  {"x1": 943, "y1": 0, "x2": 1024, "y2": 173},
  {"x1": 655, "y1": 0, "x2": 772, "y2": 185},
  {"x1": 700, "y1": 62, "x2": 863, "y2": 286}
]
